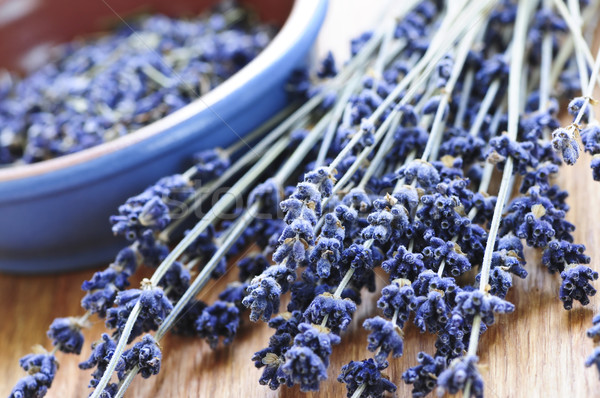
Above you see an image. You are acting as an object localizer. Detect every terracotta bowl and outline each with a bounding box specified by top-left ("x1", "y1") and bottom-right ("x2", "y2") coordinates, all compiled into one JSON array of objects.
[{"x1": 0, "y1": 0, "x2": 328, "y2": 273}]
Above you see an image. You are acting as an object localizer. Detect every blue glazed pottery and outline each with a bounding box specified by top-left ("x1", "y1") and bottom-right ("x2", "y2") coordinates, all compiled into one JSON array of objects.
[{"x1": 0, "y1": 0, "x2": 328, "y2": 273}]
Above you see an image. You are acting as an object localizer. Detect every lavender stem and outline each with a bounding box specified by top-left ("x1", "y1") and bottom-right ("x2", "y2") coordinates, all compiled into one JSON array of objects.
[{"x1": 462, "y1": 0, "x2": 534, "y2": 394}]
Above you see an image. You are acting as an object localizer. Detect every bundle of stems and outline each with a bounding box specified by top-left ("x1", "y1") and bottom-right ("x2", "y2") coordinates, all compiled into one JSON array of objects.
[{"x1": 8, "y1": 1, "x2": 600, "y2": 397}]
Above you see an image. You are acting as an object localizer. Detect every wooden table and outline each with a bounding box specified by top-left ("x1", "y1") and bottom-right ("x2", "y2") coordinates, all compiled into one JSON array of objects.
[{"x1": 2, "y1": 2, "x2": 600, "y2": 397}]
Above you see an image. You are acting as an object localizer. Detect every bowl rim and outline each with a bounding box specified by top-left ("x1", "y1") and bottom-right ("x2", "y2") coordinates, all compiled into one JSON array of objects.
[{"x1": 0, "y1": 0, "x2": 318, "y2": 183}]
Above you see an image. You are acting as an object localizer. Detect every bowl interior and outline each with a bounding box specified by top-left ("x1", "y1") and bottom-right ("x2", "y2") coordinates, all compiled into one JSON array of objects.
[{"x1": 0, "y1": 0, "x2": 293, "y2": 72}]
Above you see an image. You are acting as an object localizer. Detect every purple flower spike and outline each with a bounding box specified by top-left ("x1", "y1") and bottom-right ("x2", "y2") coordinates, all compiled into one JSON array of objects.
[
  {"x1": 421, "y1": 236, "x2": 471, "y2": 277},
  {"x1": 281, "y1": 346, "x2": 327, "y2": 391},
  {"x1": 317, "y1": 51, "x2": 338, "y2": 79},
  {"x1": 47, "y1": 317, "x2": 86, "y2": 354},
  {"x1": 402, "y1": 351, "x2": 446, "y2": 397},
  {"x1": 363, "y1": 316, "x2": 404, "y2": 363},
  {"x1": 587, "y1": 313, "x2": 600, "y2": 340},
  {"x1": 377, "y1": 281, "x2": 416, "y2": 328},
  {"x1": 413, "y1": 290, "x2": 451, "y2": 333},
  {"x1": 280, "y1": 323, "x2": 340, "y2": 391},
  {"x1": 10, "y1": 353, "x2": 58, "y2": 398},
  {"x1": 252, "y1": 311, "x2": 303, "y2": 390},
  {"x1": 338, "y1": 358, "x2": 396, "y2": 398},
  {"x1": 449, "y1": 290, "x2": 514, "y2": 335},
  {"x1": 542, "y1": 240, "x2": 590, "y2": 274},
  {"x1": 195, "y1": 301, "x2": 240, "y2": 348},
  {"x1": 192, "y1": 149, "x2": 230, "y2": 181},
  {"x1": 487, "y1": 135, "x2": 538, "y2": 174},
  {"x1": 559, "y1": 265, "x2": 599, "y2": 310},
  {"x1": 397, "y1": 160, "x2": 441, "y2": 188},
  {"x1": 581, "y1": 125, "x2": 600, "y2": 155},
  {"x1": 158, "y1": 261, "x2": 191, "y2": 300},
  {"x1": 476, "y1": 267, "x2": 512, "y2": 298},
  {"x1": 243, "y1": 269, "x2": 289, "y2": 322},
  {"x1": 105, "y1": 283, "x2": 173, "y2": 342},
  {"x1": 437, "y1": 355, "x2": 484, "y2": 398},
  {"x1": 567, "y1": 97, "x2": 591, "y2": 123},
  {"x1": 592, "y1": 155, "x2": 600, "y2": 181},
  {"x1": 237, "y1": 253, "x2": 270, "y2": 282},
  {"x1": 121, "y1": 334, "x2": 162, "y2": 379},
  {"x1": 79, "y1": 334, "x2": 122, "y2": 390},
  {"x1": 304, "y1": 293, "x2": 357, "y2": 333},
  {"x1": 249, "y1": 178, "x2": 282, "y2": 215},
  {"x1": 321, "y1": 213, "x2": 346, "y2": 241},
  {"x1": 309, "y1": 236, "x2": 342, "y2": 278},
  {"x1": 552, "y1": 127, "x2": 580, "y2": 165},
  {"x1": 382, "y1": 245, "x2": 425, "y2": 281},
  {"x1": 362, "y1": 194, "x2": 410, "y2": 243}
]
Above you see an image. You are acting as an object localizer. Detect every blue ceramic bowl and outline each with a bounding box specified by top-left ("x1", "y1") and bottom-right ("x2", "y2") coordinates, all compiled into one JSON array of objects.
[{"x1": 0, "y1": 0, "x2": 327, "y2": 273}]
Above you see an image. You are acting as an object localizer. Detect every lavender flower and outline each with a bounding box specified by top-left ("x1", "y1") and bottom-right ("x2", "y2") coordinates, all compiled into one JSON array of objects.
[
  {"x1": 159, "y1": 261, "x2": 191, "y2": 300},
  {"x1": 402, "y1": 352, "x2": 446, "y2": 397},
  {"x1": 363, "y1": 316, "x2": 404, "y2": 363},
  {"x1": 281, "y1": 346, "x2": 328, "y2": 391},
  {"x1": 581, "y1": 125, "x2": 600, "y2": 155},
  {"x1": 338, "y1": 359, "x2": 396, "y2": 398},
  {"x1": 362, "y1": 195, "x2": 410, "y2": 243},
  {"x1": 552, "y1": 127, "x2": 580, "y2": 165},
  {"x1": 79, "y1": 334, "x2": 122, "y2": 391},
  {"x1": 105, "y1": 282, "x2": 173, "y2": 342},
  {"x1": 437, "y1": 355, "x2": 484, "y2": 398},
  {"x1": 588, "y1": 313, "x2": 600, "y2": 340},
  {"x1": 280, "y1": 323, "x2": 340, "y2": 391},
  {"x1": 243, "y1": 269, "x2": 287, "y2": 322},
  {"x1": 412, "y1": 290, "x2": 451, "y2": 334},
  {"x1": 193, "y1": 149, "x2": 231, "y2": 181},
  {"x1": 252, "y1": 311, "x2": 303, "y2": 390},
  {"x1": 121, "y1": 334, "x2": 162, "y2": 379},
  {"x1": 81, "y1": 265, "x2": 132, "y2": 318},
  {"x1": 12, "y1": 2, "x2": 600, "y2": 396},
  {"x1": 303, "y1": 293, "x2": 357, "y2": 333},
  {"x1": 9, "y1": 353, "x2": 58, "y2": 398},
  {"x1": 195, "y1": 301, "x2": 240, "y2": 348},
  {"x1": 568, "y1": 97, "x2": 591, "y2": 123},
  {"x1": 47, "y1": 317, "x2": 86, "y2": 354},
  {"x1": 382, "y1": 246, "x2": 425, "y2": 280},
  {"x1": 448, "y1": 290, "x2": 515, "y2": 335},
  {"x1": 542, "y1": 240, "x2": 590, "y2": 274},
  {"x1": 487, "y1": 135, "x2": 538, "y2": 174},
  {"x1": 559, "y1": 265, "x2": 598, "y2": 310},
  {"x1": 397, "y1": 160, "x2": 441, "y2": 188}
]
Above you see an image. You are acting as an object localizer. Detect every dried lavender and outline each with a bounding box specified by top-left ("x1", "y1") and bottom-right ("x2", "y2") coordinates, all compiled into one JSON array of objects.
[
  {"x1": 245, "y1": 2, "x2": 507, "y2": 396},
  {"x1": 9, "y1": 1, "x2": 600, "y2": 397},
  {"x1": 0, "y1": 2, "x2": 274, "y2": 164},
  {"x1": 242, "y1": 1, "x2": 599, "y2": 397},
  {"x1": 7, "y1": 97, "x2": 300, "y2": 397}
]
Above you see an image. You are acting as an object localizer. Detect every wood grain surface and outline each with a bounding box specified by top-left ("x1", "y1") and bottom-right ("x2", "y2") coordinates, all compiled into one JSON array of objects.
[{"x1": 2, "y1": 1, "x2": 600, "y2": 397}]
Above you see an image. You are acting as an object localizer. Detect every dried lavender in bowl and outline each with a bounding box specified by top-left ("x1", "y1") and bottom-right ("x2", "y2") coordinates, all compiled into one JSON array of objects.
[{"x1": 0, "y1": 1, "x2": 275, "y2": 164}]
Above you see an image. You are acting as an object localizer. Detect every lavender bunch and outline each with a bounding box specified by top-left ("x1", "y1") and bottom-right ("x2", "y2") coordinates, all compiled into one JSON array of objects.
[
  {"x1": 393, "y1": 1, "x2": 600, "y2": 397},
  {"x1": 9, "y1": 0, "x2": 600, "y2": 397},
  {"x1": 245, "y1": 1, "x2": 511, "y2": 395},
  {"x1": 240, "y1": 1, "x2": 600, "y2": 397},
  {"x1": 0, "y1": 1, "x2": 274, "y2": 164},
  {"x1": 8, "y1": 142, "x2": 233, "y2": 397}
]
